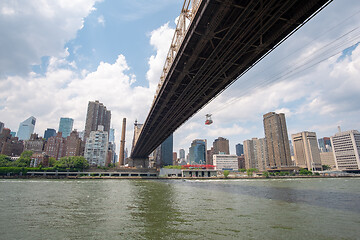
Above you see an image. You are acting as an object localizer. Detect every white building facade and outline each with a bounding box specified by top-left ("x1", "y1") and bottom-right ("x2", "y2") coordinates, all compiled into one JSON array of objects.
[
  {"x1": 213, "y1": 154, "x2": 238, "y2": 170},
  {"x1": 331, "y1": 130, "x2": 360, "y2": 170},
  {"x1": 84, "y1": 126, "x2": 108, "y2": 166}
]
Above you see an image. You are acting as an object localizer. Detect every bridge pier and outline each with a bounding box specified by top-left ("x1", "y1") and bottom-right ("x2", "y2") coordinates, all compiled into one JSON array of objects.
[{"x1": 128, "y1": 158, "x2": 149, "y2": 168}]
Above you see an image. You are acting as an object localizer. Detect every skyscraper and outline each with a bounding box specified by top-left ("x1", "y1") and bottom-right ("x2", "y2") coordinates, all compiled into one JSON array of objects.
[
  {"x1": 84, "y1": 100, "x2": 111, "y2": 140},
  {"x1": 331, "y1": 130, "x2": 360, "y2": 170},
  {"x1": 0, "y1": 121, "x2": 4, "y2": 133},
  {"x1": 17, "y1": 116, "x2": 36, "y2": 141},
  {"x1": 179, "y1": 149, "x2": 185, "y2": 159},
  {"x1": 109, "y1": 128, "x2": 115, "y2": 143},
  {"x1": 213, "y1": 137, "x2": 229, "y2": 154},
  {"x1": 44, "y1": 128, "x2": 56, "y2": 140},
  {"x1": 235, "y1": 143, "x2": 244, "y2": 156},
  {"x1": 292, "y1": 131, "x2": 322, "y2": 171},
  {"x1": 154, "y1": 134, "x2": 173, "y2": 167},
  {"x1": 263, "y1": 112, "x2": 292, "y2": 168},
  {"x1": 189, "y1": 139, "x2": 207, "y2": 164},
  {"x1": 161, "y1": 134, "x2": 173, "y2": 166},
  {"x1": 58, "y1": 118, "x2": 74, "y2": 138}
]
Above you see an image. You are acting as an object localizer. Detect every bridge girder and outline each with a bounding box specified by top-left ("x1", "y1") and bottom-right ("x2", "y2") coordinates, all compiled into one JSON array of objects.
[{"x1": 131, "y1": 0, "x2": 332, "y2": 159}]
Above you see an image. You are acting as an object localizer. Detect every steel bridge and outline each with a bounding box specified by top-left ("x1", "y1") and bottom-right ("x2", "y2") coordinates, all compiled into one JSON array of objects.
[{"x1": 130, "y1": 0, "x2": 332, "y2": 163}]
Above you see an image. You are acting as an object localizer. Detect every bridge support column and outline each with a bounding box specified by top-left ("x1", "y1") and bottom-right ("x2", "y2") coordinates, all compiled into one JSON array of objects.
[{"x1": 128, "y1": 158, "x2": 149, "y2": 168}]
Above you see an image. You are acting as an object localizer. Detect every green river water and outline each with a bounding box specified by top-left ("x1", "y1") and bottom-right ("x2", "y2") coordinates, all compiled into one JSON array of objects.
[{"x1": 0, "y1": 178, "x2": 359, "y2": 239}]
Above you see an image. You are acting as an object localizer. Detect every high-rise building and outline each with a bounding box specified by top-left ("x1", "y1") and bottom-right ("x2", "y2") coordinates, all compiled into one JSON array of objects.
[
  {"x1": 109, "y1": 128, "x2": 115, "y2": 143},
  {"x1": 109, "y1": 128, "x2": 116, "y2": 163},
  {"x1": 10, "y1": 132, "x2": 16, "y2": 137},
  {"x1": 0, "y1": 121, "x2": 4, "y2": 133},
  {"x1": 320, "y1": 152, "x2": 336, "y2": 169},
  {"x1": 173, "y1": 152, "x2": 177, "y2": 165},
  {"x1": 331, "y1": 130, "x2": 360, "y2": 170},
  {"x1": 44, "y1": 132, "x2": 66, "y2": 160},
  {"x1": 0, "y1": 128, "x2": 24, "y2": 157},
  {"x1": 189, "y1": 139, "x2": 207, "y2": 164},
  {"x1": 58, "y1": 117, "x2": 74, "y2": 138},
  {"x1": 318, "y1": 137, "x2": 332, "y2": 152},
  {"x1": 84, "y1": 125, "x2": 109, "y2": 166},
  {"x1": 17, "y1": 116, "x2": 36, "y2": 141},
  {"x1": 263, "y1": 112, "x2": 292, "y2": 168},
  {"x1": 84, "y1": 100, "x2": 111, "y2": 140},
  {"x1": 289, "y1": 140, "x2": 294, "y2": 156},
  {"x1": 235, "y1": 143, "x2": 244, "y2": 156},
  {"x1": 206, "y1": 147, "x2": 214, "y2": 165},
  {"x1": 243, "y1": 138, "x2": 267, "y2": 171},
  {"x1": 213, "y1": 137, "x2": 229, "y2": 154},
  {"x1": 44, "y1": 128, "x2": 56, "y2": 140},
  {"x1": 292, "y1": 131, "x2": 322, "y2": 171},
  {"x1": 179, "y1": 149, "x2": 185, "y2": 159},
  {"x1": 24, "y1": 133, "x2": 45, "y2": 153},
  {"x1": 131, "y1": 120, "x2": 143, "y2": 153},
  {"x1": 154, "y1": 134, "x2": 173, "y2": 167},
  {"x1": 237, "y1": 155, "x2": 245, "y2": 169},
  {"x1": 65, "y1": 130, "x2": 82, "y2": 157}
]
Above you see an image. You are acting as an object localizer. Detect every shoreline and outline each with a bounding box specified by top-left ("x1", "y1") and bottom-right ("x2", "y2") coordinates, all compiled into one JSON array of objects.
[{"x1": 1, "y1": 175, "x2": 359, "y2": 180}]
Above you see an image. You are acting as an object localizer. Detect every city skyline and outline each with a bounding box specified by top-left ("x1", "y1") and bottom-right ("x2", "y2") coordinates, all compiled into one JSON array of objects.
[{"x1": 1, "y1": 1, "x2": 360, "y2": 155}]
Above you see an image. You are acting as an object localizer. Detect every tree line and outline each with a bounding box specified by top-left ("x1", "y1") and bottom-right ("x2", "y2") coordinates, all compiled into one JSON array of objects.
[{"x1": 0, "y1": 151, "x2": 89, "y2": 173}]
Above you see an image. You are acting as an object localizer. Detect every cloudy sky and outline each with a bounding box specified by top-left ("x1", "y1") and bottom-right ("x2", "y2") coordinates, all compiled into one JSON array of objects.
[{"x1": 1, "y1": 0, "x2": 360, "y2": 156}]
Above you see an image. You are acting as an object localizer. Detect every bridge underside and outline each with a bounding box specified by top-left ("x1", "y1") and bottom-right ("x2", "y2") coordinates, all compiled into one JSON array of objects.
[{"x1": 131, "y1": 0, "x2": 331, "y2": 159}]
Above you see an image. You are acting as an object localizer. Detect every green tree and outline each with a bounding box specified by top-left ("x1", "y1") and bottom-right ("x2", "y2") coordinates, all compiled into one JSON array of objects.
[
  {"x1": 72, "y1": 156, "x2": 89, "y2": 170},
  {"x1": 12, "y1": 151, "x2": 33, "y2": 167},
  {"x1": 48, "y1": 157, "x2": 56, "y2": 167},
  {"x1": 164, "y1": 165, "x2": 181, "y2": 169},
  {"x1": 246, "y1": 168, "x2": 258, "y2": 177},
  {"x1": 54, "y1": 156, "x2": 89, "y2": 170},
  {"x1": 322, "y1": 165, "x2": 331, "y2": 170},
  {"x1": 262, "y1": 171, "x2": 270, "y2": 178},
  {"x1": 238, "y1": 168, "x2": 246, "y2": 173},
  {"x1": 299, "y1": 168, "x2": 312, "y2": 175},
  {"x1": 223, "y1": 170, "x2": 230, "y2": 178},
  {"x1": 0, "y1": 154, "x2": 11, "y2": 167}
]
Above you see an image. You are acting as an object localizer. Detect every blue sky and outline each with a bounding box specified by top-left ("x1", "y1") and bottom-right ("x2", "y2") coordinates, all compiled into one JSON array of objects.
[{"x1": 1, "y1": 0, "x2": 360, "y2": 156}]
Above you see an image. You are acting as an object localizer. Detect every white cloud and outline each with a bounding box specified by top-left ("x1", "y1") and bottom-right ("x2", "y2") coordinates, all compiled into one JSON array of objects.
[
  {"x1": 0, "y1": 0, "x2": 100, "y2": 75},
  {"x1": 97, "y1": 15, "x2": 105, "y2": 26},
  {"x1": 0, "y1": 21, "x2": 174, "y2": 152},
  {"x1": 146, "y1": 22, "x2": 174, "y2": 91}
]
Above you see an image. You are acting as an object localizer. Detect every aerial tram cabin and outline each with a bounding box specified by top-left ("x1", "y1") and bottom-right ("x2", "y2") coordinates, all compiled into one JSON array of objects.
[{"x1": 205, "y1": 114, "x2": 213, "y2": 125}]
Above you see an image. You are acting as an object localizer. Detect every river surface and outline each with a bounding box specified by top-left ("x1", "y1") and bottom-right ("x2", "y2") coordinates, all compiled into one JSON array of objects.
[{"x1": 0, "y1": 178, "x2": 359, "y2": 240}]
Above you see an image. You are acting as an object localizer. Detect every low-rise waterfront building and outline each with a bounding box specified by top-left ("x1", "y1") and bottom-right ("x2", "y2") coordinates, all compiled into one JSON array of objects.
[
  {"x1": 213, "y1": 154, "x2": 238, "y2": 170},
  {"x1": 182, "y1": 169, "x2": 217, "y2": 178}
]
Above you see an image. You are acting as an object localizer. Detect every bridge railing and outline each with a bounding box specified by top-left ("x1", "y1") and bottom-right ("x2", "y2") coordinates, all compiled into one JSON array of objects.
[{"x1": 153, "y1": 0, "x2": 201, "y2": 104}]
